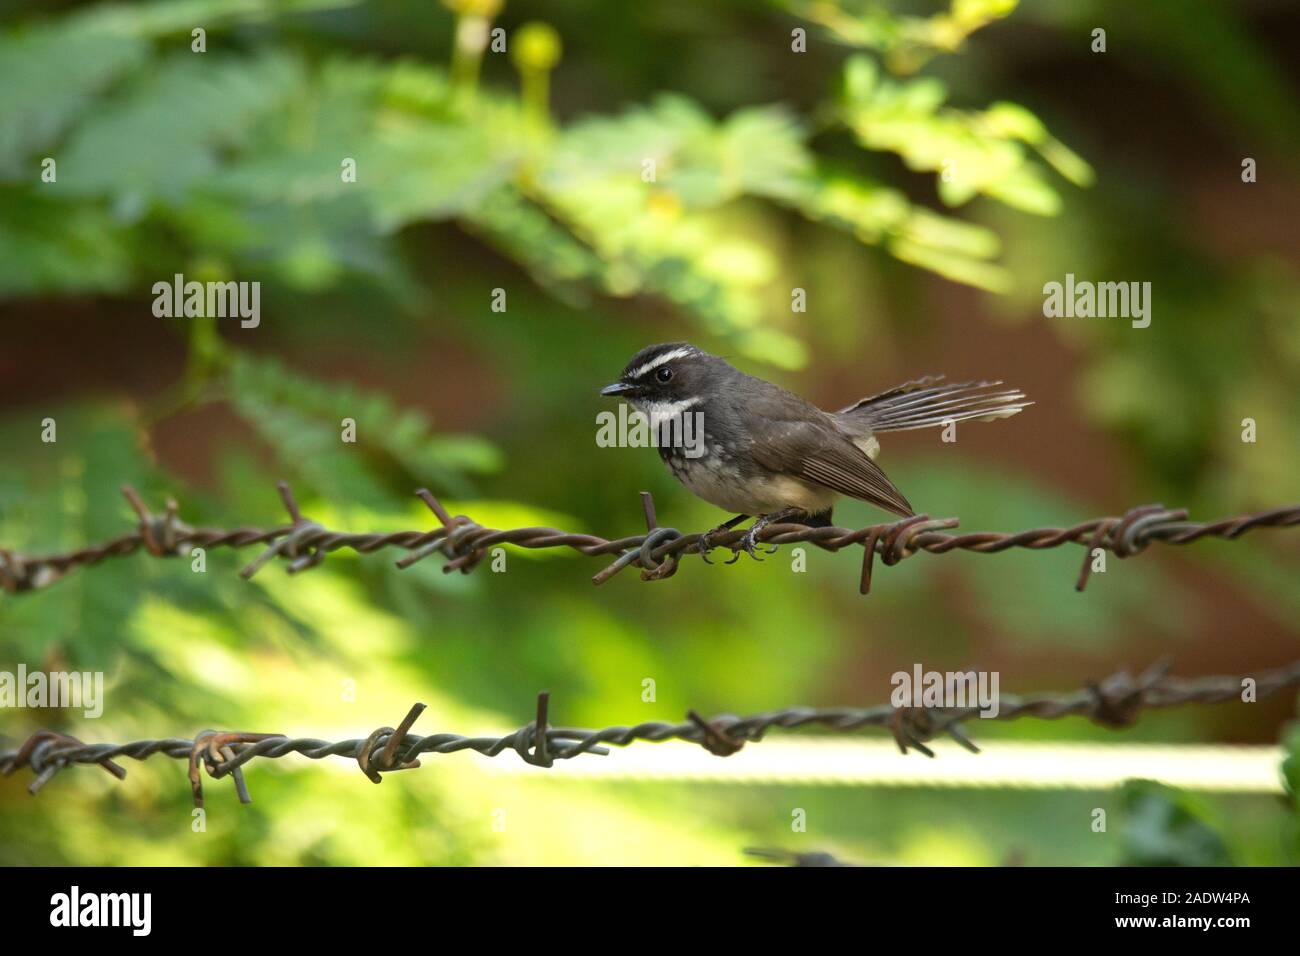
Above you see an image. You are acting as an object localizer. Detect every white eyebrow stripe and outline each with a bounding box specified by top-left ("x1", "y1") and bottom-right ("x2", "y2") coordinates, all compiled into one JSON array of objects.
[{"x1": 629, "y1": 347, "x2": 693, "y2": 380}]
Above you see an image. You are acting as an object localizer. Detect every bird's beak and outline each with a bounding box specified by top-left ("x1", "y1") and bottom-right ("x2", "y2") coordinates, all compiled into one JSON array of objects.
[{"x1": 600, "y1": 382, "x2": 633, "y2": 396}]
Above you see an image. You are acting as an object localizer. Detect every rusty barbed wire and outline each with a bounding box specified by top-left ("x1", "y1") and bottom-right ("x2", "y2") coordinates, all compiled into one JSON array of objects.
[
  {"x1": 743, "y1": 846, "x2": 1027, "y2": 866},
  {"x1": 3, "y1": 661, "x2": 1297, "y2": 806},
  {"x1": 0, "y1": 482, "x2": 1295, "y2": 597},
  {"x1": 744, "y1": 847, "x2": 859, "y2": 867}
]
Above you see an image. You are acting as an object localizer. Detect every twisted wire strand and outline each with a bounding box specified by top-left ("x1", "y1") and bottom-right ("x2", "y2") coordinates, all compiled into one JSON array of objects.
[
  {"x1": 0, "y1": 482, "x2": 1295, "y2": 596},
  {"x1": 3, "y1": 661, "x2": 1297, "y2": 806}
]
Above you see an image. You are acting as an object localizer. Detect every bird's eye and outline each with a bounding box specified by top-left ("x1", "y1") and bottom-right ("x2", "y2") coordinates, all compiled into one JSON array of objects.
[{"x1": 656, "y1": 366, "x2": 674, "y2": 383}]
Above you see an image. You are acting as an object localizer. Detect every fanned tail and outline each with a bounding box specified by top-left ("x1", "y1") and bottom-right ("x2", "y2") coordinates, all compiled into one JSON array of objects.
[{"x1": 835, "y1": 375, "x2": 1032, "y2": 433}]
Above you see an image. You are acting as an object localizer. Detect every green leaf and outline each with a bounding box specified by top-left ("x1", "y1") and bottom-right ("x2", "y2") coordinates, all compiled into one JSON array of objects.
[
  {"x1": 0, "y1": 17, "x2": 146, "y2": 177},
  {"x1": 0, "y1": 407, "x2": 153, "y2": 669},
  {"x1": 1282, "y1": 722, "x2": 1300, "y2": 811},
  {"x1": 838, "y1": 55, "x2": 1087, "y2": 216},
  {"x1": 785, "y1": 0, "x2": 1019, "y2": 73},
  {"x1": 58, "y1": 53, "x2": 304, "y2": 206},
  {"x1": 791, "y1": 167, "x2": 1011, "y2": 292},
  {"x1": 224, "y1": 353, "x2": 501, "y2": 505},
  {"x1": 1119, "y1": 780, "x2": 1233, "y2": 866},
  {"x1": 543, "y1": 96, "x2": 810, "y2": 210},
  {"x1": 214, "y1": 59, "x2": 527, "y2": 231},
  {"x1": 0, "y1": 0, "x2": 357, "y2": 178},
  {"x1": 0, "y1": 190, "x2": 134, "y2": 295}
]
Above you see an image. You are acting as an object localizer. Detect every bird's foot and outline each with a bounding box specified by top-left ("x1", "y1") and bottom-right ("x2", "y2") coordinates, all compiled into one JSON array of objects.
[
  {"x1": 733, "y1": 509, "x2": 802, "y2": 561},
  {"x1": 733, "y1": 525, "x2": 767, "y2": 561},
  {"x1": 698, "y1": 514, "x2": 748, "y2": 564}
]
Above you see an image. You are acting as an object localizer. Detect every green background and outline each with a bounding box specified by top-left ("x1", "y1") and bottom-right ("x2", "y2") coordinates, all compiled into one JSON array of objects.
[{"x1": 0, "y1": 0, "x2": 1297, "y2": 865}]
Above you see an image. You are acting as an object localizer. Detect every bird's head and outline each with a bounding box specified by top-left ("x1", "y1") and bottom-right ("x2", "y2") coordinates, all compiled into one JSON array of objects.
[{"x1": 600, "y1": 343, "x2": 721, "y2": 409}]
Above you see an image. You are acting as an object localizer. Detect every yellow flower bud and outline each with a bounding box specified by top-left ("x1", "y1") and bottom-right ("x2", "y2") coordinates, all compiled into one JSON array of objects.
[
  {"x1": 441, "y1": 0, "x2": 503, "y2": 18},
  {"x1": 511, "y1": 22, "x2": 562, "y2": 73}
]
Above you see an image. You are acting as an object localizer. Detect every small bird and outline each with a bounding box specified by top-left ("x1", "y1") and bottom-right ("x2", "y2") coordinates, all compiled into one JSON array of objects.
[{"x1": 601, "y1": 342, "x2": 1031, "y2": 555}]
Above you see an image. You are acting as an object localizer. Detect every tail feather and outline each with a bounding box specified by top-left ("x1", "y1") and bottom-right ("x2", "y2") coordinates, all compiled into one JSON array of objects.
[{"x1": 836, "y1": 376, "x2": 1032, "y2": 434}]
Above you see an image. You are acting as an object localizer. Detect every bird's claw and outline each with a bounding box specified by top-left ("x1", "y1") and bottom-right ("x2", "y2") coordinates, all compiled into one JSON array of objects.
[
  {"x1": 698, "y1": 519, "x2": 744, "y2": 563},
  {"x1": 735, "y1": 525, "x2": 773, "y2": 561},
  {"x1": 697, "y1": 516, "x2": 779, "y2": 563},
  {"x1": 698, "y1": 529, "x2": 718, "y2": 564}
]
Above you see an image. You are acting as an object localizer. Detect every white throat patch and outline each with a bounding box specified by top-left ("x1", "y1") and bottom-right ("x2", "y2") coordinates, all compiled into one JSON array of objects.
[{"x1": 639, "y1": 396, "x2": 702, "y2": 429}]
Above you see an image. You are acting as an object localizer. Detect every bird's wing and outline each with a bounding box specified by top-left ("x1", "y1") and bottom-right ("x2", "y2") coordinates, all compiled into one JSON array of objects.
[{"x1": 749, "y1": 417, "x2": 914, "y2": 518}]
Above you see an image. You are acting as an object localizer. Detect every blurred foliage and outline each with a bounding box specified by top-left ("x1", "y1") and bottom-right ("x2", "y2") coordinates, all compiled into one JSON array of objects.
[
  {"x1": 0, "y1": 0, "x2": 1088, "y2": 365},
  {"x1": 1282, "y1": 723, "x2": 1300, "y2": 862},
  {"x1": 222, "y1": 351, "x2": 501, "y2": 503},
  {"x1": 781, "y1": 0, "x2": 1018, "y2": 73},
  {"x1": 0, "y1": 0, "x2": 1297, "y2": 866},
  {"x1": 839, "y1": 54, "x2": 1092, "y2": 216},
  {"x1": 1118, "y1": 780, "x2": 1232, "y2": 867}
]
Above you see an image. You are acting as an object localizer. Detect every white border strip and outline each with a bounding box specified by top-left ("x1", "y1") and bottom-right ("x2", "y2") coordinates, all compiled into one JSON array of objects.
[{"x1": 481, "y1": 739, "x2": 1284, "y2": 792}]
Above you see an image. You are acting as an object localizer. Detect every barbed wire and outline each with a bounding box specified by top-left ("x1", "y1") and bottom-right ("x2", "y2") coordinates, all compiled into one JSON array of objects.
[
  {"x1": 0, "y1": 482, "x2": 1295, "y2": 597},
  {"x1": 744, "y1": 847, "x2": 859, "y2": 867},
  {"x1": 3, "y1": 660, "x2": 1297, "y2": 807},
  {"x1": 743, "y1": 846, "x2": 1026, "y2": 866}
]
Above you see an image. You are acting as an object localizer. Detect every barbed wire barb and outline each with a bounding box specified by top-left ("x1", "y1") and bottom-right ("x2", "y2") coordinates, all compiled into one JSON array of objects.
[
  {"x1": 3, "y1": 661, "x2": 1297, "y2": 807},
  {"x1": 0, "y1": 482, "x2": 1294, "y2": 597}
]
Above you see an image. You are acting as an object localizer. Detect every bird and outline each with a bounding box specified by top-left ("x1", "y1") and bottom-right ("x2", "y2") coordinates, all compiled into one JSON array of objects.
[{"x1": 600, "y1": 342, "x2": 1032, "y2": 556}]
